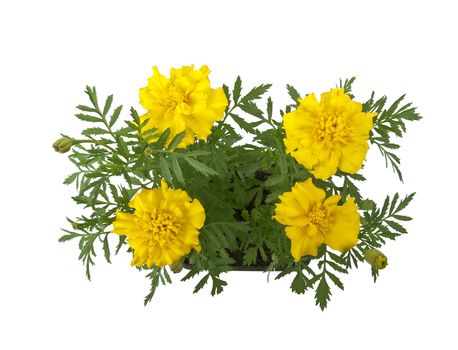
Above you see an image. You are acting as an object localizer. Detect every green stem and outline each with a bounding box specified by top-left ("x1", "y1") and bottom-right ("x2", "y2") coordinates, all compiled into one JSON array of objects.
[{"x1": 74, "y1": 139, "x2": 117, "y2": 153}]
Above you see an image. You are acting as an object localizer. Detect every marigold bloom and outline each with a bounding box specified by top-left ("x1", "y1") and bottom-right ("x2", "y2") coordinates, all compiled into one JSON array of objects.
[
  {"x1": 273, "y1": 179, "x2": 360, "y2": 261},
  {"x1": 283, "y1": 88, "x2": 376, "y2": 180},
  {"x1": 112, "y1": 180, "x2": 205, "y2": 268},
  {"x1": 139, "y1": 65, "x2": 228, "y2": 148}
]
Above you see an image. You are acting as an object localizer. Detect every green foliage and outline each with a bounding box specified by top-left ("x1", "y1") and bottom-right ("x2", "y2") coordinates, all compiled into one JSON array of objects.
[
  {"x1": 57, "y1": 77, "x2": 420, "y2": 309},
  {"x1": 342, "y1": 192, "x2": 415, "y2": 277},
  {"x1": 144, "y1": 266, "x2": 173, "y2": 305},
  {"x1": 339, "y1": 76, "x2": 356, "y2": 96},
  {"x1": 364, "y1": 92, "x2": 422, "y2": 181}
]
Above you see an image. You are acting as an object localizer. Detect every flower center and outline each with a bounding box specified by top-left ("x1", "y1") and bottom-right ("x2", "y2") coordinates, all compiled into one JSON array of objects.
[
  {"x1": 143, "y1": 209, "x2": 182, "y2": 246},
  {"x1": 314, "y1": 111, "x2": 348, "y2": 145},
  {"x1": 308, "y1": 204, "x2": 329, "y2": 231},
  {"x1": 160, "y1": 84, "x2": 187, "y2": 108}
]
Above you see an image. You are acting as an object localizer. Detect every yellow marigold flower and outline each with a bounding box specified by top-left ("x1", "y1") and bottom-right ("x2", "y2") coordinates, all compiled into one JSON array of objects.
[
  {"x1": 112, "y1": 180, "x2": 205, "y2": 268},
  {"x1": 139, "y1": 65, "x2": 228, "y2": 148},
  {"x1": 273, "y1": 178, "x2": 360, "y2": 261},
  {"x1": 283, "y1": 88, "x2": 376, "y2": 180}
]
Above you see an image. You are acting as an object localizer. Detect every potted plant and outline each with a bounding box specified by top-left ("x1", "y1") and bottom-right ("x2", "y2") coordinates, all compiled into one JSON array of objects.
[{"x1": 54, "y1": 65, "x2": 420, "y2": 309}]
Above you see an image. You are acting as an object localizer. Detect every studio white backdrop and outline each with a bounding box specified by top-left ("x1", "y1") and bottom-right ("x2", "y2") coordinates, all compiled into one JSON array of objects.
[{"x1": 1, "y1": 0, "x2": 457, "y2": 349}]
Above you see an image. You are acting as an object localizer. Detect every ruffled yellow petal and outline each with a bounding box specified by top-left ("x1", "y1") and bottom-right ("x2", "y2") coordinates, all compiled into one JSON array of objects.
[
  {"x1": 286, "y1": 225, "x2": 324, "y2": 261},
  {"x1": 112, "y1": 211, "x2": 135, "y2": 235},
  {"x1": 323, "y1": 194, "x2": 341, "y2": 208},
  {"x1": 298, "y1": 93, "x2": 320, "y2": 114},
  {"x1": 291, "y1": 149, "x2": 318, "y2": 169},
  {"x1": 112, "y1": 181, "x2": 206, "y2": 268},
  {"x1": 312, "y1": 147, "x2": 340, "y2": 180},
  {"x1": 291, "y1": 178, "x2": 326, "y2": 208},
  {"x1": 207, "y1": 87, "x2": 228, "y2": 116},
  {"x1": 138, "y1": 65, "x2": 228, "y2": 149},
  {"x1": 339, "y1": 142, "x2": 369, "y2": 174},
  {"x1": 273, "y1": 192, "x2": 309, "y2": 227},
  {"x1": 181, "y1": 222, "x2": 201, "y2": 247},
  {"x1": 282, "y1": 88, "x2": 375, "y2": 179},
  {"x1": 324, "y1": 197, "x2": 360, "y2": 252},
  {"x1": 184, "y1": 199, "x2": 206, "y2": 229},
  {"x1": 274, "y1": 179, "x2": 360, "y2": 261}
]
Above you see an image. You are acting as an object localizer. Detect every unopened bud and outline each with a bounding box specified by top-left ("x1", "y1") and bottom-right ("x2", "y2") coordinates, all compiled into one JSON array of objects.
[
  {"x1": 144, "y1": 147, "x2": 154, "y2": 156},
  {"x1": 170, "y1": 260, "x2": 183, "y2": 273},
  {"x1": 364, "y1": 249, "x2": 388, "y2": 269},
  {"x1": 53, "y1": 137, "x2": 73, "y2": 153}
]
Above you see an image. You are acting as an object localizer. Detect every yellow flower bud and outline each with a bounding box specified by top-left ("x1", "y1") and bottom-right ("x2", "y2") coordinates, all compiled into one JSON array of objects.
[
  {"x1": 53, "y1": 137, "x2": 73, "y2": 153},
  {"x1": 364, "y1": 249, "x2": 388, "y2": 269}
]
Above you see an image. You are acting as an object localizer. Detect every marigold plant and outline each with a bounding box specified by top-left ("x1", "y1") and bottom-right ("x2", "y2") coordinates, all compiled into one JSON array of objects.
[{"x1": 54, "y1": 67, "x2": 421, "y2": 310}]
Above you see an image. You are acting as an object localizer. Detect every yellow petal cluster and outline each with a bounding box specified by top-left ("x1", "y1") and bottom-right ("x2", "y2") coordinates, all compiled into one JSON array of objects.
[
  {"x1": 273, "y1": 179, "x2": 360, "y2": 261},
  {"x1": 283, "y1": 88, "x2": 376, "y2": 180},
  {"x1": 139, "y1": 65, "x2": 228, "y2": 148},
  {"x1": 112, "y1": 180, "x2": 205, "y2": 268}
]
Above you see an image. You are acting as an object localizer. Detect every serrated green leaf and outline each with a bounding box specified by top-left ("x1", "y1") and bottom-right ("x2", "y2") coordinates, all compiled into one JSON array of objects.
[
  {"x1": 82, "y1": 127, "x2": 108, "y2": 136},
  {"x1": 163, "y1": 267, "x2": 172, "y2": 284},
  {"x1": 156, "y1": 128, "x2": 171, "y2": 148},
  {"x1": 75, "y1": 113, "x2": 101, "y2": 123},
  {"x1": 115, "y1": 235, "x2": 127, "y2": 255},
  {"x1": 291, "y1": 270, "x2": 307, "y2": 294},
  {"x1": 386, "y1": 220, "x2": 407, "y2": 233},
  {"x1": 371, "y1": 266, "x2": 380, "y2": 282},
  {"x1": 103, "y1": 235, "x2": 111, "y2": 263},
  {"x1": 233, "y1": 76, "x2": 242, "y2": 103},
  {"x1": 109, "y1": 105, "x2": 122, "y2": 128},
  {"x1": 85, "y1": 86, "x2": 99, "y2": 111},
  {"x1": 396, "y1": 193, "x2": 416, "y2": 212},
  {"x1": 286, "y1": 84, "x2": 301, "y2": 104},
  {"x1": 193, "y1": 273, "x2": 210, "y2": 293},
  {"x1": 243, "y1": 247, "x2": 258, "y2": 265},
  {"x1": 230, "y1": 114, "x2": 256, "y2": 133},
  {"x1": 242, "y1": 84, "x2": 272, "y2": 102},
  {"x1": 171, "y1": 157, "x2": 185, "y2": 185},
  {"x1": 339, "y1": 77, "x2": 356, "y2": 94},
  {"x1": 167, "y1": 131, "x2": 185, "y2": 150},
  {"x1": 115, "y1": 134, "x2": 129, "y2": 157},
  {"x1": 63, "y1": 173, "x2": 79, "y2": 185},
  {"x1": 381, "y1": 196, "x2": 390, "y2": 217},
  {"x1": 130, "y1": 107, "x2": 141, "y2": 126},
  {"x1": 315, "y1": 276, "x2": 331, "y2": 310},
  {"x1": 390, "y1": 193, "x2": 400, "y2": 214},
  {"x1": 159, "y1": 157, "x2": 173, "y2": 184},
  {"x1": 210, "y1": 275, "x2": 227, "y2": 296},
  {"x1": 103, "y1": 94, "x2": 113, "y2": 116},
  {"x1": 327, "y1": 251, "x2": 347, "y2": 265},
  {"x1": 182, "y1": 150, "x2": 211, "y2": 156},
  {"x1": 144, "y1": 269, "x2": 160, "y2": 305},
  {"x1": 360, "y1": 199, "x2": 376, "y2": 210},
  {"x1": 239, "y1": 102, "x2": 263, "y2": 118},
  {"x1": 326, "y1": 271, "x2": 344, "y2": 290},
  {"x1": 183, "y1": 157, "x2": 218, "y2": 176},
  {"x1": 181, "y1": 267, "x2": 201, "y2": 282},
  {"x1": 267, "y1": 97, "x2": 273, "y2": 121},
  {"x1": 58, "y1": 232, "x2": 81, "y2": 242},
  {"x1": 76, "y1": 105, "x2": 98, "y2": 113},
  {"x1": 393, "y1": 214, "x2": 412, "y2": 221}
]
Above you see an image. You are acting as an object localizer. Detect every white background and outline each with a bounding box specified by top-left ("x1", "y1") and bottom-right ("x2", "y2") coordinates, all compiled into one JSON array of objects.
[{"x1": 1, "y1": 0, "x2": 457, "y2": 349}]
